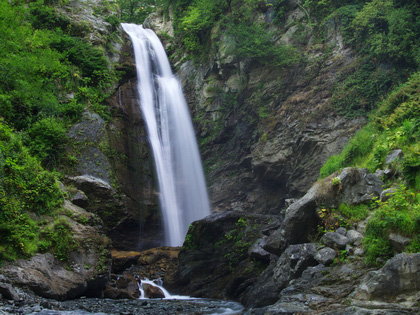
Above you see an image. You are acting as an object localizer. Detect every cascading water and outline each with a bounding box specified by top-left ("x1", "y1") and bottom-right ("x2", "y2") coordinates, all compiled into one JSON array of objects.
[{"x1": 121, "y1": 23, "x2": 211, "y2": 246}]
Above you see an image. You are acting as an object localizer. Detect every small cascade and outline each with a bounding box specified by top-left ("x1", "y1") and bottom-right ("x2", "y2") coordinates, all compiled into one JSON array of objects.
[
  {"x1": 121, "y1": 23, "x2": 211, "y2": 247},
  {"x1": 137, "y1": 278, "x2": 244, "y2": 314},
  {"x1": 139, "y1": 278, "x2": 192, "y2": 300}
]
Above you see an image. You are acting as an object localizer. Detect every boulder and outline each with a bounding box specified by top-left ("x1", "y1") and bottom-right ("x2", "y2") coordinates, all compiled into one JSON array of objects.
[
  {"x1": 385, "y1": 149, "x2": 403, "y2": 165},
  {"x1": 248, "y1": 237, "x2": 272, "y2": 262},
  {"x1": 315, "y1": 247, "x2": 337, "y2": 266},
  {"x1": 264, "y1": 168, "x2": 383, "y2": 256},
  {"x1": 170, "y1": 211, "x2": 278, "y2": 300},
  {"x1": 103, "y1": 275, "x2": 140, "y2": 299},
  {"x1": 142, "y1": 283, "x2": 165, "y2": 299},
  {"x1": 354, "y1": 253, "x2": 420, "y2": 301},
  {"x1": 0, "y1": 211, "x2": 111, "y2": 300},
  {"x1": 71, "y1": 190, "x2": 89, "y2": 208},
  {"x1": 380, "y1": 187, "x2": 397, "y2": 202},
  {"x1": 388, "y1": 233, "x2": 411, "y2": 253},
  {"x1": 321, "y1": 232, "x2": 349, "y2": 250},
  {"x1": 0, "y1": 252, "x2": 109, "y2": 300},
  {"x1": 241, "y1": 243, "x2": 317, "y2": 308},
  {"x1": 0, "y1": 282, "x2": 20, "y2": 301},
  {"x1": 346, "y1": 230, "x2": 363, "y2": 246}
]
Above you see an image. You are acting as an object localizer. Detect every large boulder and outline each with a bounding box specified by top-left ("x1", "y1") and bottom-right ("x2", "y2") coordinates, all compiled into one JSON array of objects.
[
  {"x1": 353, "y1": 253, "x2": 420, "y2": 302},
  {"x1": 169, "y1": 211, "x2": 279, "y2": 300},
  {"x1": 0, "y1": 204, "x2": 111, "y2": 300},
  {"x1": 240, "y1": 243, "x2": 317, "y2": 308},
  {"x1": 264, "y1": 168, "x2": 383, "y2": 256}
]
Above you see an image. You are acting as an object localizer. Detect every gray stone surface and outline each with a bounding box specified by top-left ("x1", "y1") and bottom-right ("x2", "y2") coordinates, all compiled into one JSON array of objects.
[
  {"x1": 315, "y1": 247, "x2": 337, "y2": 266},
  {"x1": 321, "y1": 232, "x2": 349, "y2": 250},
  {"x1": 354, "y1": 253, "x2": 420, "y2": 301}
]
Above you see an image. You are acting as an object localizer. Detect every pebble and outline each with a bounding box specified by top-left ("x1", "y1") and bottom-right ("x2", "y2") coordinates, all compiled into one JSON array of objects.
[{"x1": 0, "y1": 297, "x2": 244, "y2": 315}]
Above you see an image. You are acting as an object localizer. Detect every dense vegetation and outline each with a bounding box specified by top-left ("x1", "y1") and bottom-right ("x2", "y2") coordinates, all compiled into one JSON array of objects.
[
  {"x1": 1, "y1": 0, "x2": 419, "y2": 268},
  {"x1": 138, "y1": 0, "x2": 420, "y2": 266},
  {"x1": 0, "y1": 0, "x2": 120, "y2": 262}
]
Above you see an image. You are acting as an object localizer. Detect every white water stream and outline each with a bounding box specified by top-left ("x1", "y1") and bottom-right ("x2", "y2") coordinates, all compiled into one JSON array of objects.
[{"x1": 121, "y1": 24, "x2": 211, "y2": 246}]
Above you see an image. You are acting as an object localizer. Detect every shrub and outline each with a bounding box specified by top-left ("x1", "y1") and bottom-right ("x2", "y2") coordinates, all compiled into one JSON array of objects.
[
  {"x1": 27, "y1": 117, "x2": 68, "y2": 168},
  {"x1": 363, "y1": 186, "x2": 420, "y2": 266}
]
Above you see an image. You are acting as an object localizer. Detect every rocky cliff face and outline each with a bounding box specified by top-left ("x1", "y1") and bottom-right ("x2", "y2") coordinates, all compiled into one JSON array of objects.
[{"x1": 146, "y1": 1, "x2": 365, "y2": 216}]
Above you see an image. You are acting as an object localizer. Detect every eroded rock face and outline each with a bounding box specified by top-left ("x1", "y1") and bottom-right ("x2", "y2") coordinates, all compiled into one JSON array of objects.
[
  {"x1": 354, "y1": 253, "x2": 420, "y2": 302},
  {"x1": 264, "y1": 167, "x2": 383, "y2": 256},
  {"x1": 0, "y1": 208, "x2": 111, "y2": 300},
  {"x1": 147, "y1": 3, "x2": 365, "y2": 216},
  {"x1": 241, "y1": 243, "x2": 317, "y2": 308},
  {"x1": 168, "y1": 211, "x2": 280, "y2": 300}
]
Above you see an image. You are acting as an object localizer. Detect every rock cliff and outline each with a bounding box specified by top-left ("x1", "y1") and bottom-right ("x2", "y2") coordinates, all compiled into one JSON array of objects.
[{"x1": 146, "y1": 1, "x2": 365, "y2": 216}]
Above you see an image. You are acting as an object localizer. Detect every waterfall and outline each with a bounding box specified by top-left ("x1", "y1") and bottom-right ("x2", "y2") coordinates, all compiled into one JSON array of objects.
[{"x1": 121, "y1": 24, "x2": 211, "y2": 247}]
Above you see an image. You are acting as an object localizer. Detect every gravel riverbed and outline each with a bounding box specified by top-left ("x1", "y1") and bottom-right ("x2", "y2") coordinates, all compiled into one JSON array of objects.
[{"x1": 0, "y1": 297, "x2": 244, "y2": 315}]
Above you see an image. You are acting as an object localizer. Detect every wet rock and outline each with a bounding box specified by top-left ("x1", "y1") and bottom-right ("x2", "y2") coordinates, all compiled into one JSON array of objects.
[
  {"x1": 388, "y1": 233, "x2": 411, "y2": 253},
  {"x1": 315, "y1": 247, "x2": 337, "y2": 266},
  {"x1": 321, "y1": 232, "x2": 349, "y2": 250},
  {"x1": 171, "y1": 212, "x2": 278, "y2": 300},
  {"x1": 142, "y1": 283, "x2": 165, "y2": 299},
  {"x1": 104, "y1": 275, "x2": 140, "y2": 299},
  {"x1": 354, "y1": 253, "x2": 420, "y2": 302}
]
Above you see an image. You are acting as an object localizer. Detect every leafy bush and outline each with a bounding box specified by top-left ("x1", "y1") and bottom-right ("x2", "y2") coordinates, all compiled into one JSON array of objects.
[
  {"x1": 364, "y1": 186, "x2": 420, "y2": 266},
  {"x1": 40, "y1": 217, "x2": 77, "y2": 261},
  {"x1": 0, "y1": 122, "x2": 64, "y2": 261},
  {"x1": 27, "y1": 117, "x2": 68, "y2": 168}
]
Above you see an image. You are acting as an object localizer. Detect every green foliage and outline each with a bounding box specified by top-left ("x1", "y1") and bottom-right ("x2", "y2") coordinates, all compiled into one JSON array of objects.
[
  {"x1": 331, "y1": 177, "x2": 341, "y2": 187},
  {"x1": 27, "y1": 117, "x2": 68, "y2": 168},
  {"x1": 118, "y1": 0, "x2": 156, "y2": 23},
  {"x1": 40, "y1": 217, "x2": 77, "y2": 261},
  {"x1": 320, "y1": 123, "x2": 377, "y2": 177},
  {"x1": 321, "y1": 71, "x2": 420, "y2": 184},
  {"x1": 225, "y1": 21, "x2": 302, "y2": 67},
  {"x1": 332, "y1": 60, "x2": 401, "y2": 117},
  {"x1": 0, "y1": 122, "x2": 64, "y2": 261},
  {"x1": 364, "y1": 186, "x2": 420, "y2": 266},
  {"x1": 337, "y1": 203, "x2": 370, "y2": 222}
]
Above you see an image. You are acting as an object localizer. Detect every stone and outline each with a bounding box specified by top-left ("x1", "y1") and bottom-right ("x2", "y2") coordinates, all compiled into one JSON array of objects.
[
  {"x1": 67, "y1": 175, "x2": 115, "y2": 199},
  {"x1": 321, "y1": 232, "x2": 349, "y2": 250},
  {"x1": 104, "y1": 275, "x2": 140, "y2": 300},
  {"x1": 0, "y1": 252, "x2": 110, "y2": 300},
  {"x1": 111, "y1": 249, "x2": 141, "y2": 274},
  {"x1": 71, "y1": 190, "x2": 89, "y2": 208},
  {"x1": 336, "y1": 227, "x2": 347, "y2": 235},
  {"x1": 248, "y1": 237, "x2": 271, "y2": 262},
  {"x1": 380, "y1": 188, "x2": 397, "y2": 202},
  {"x1": 315, "y1": 247, "x2": 337, "y2": 266},
  {"x1": 241, "y1": 244, "x2": 317, "y2": 308},
  {"x1": 0, "y1": 283, "x2": 20, "y2": 301},
  {"x1": 385, "y1": 149, "x2": 403, "y2": 165},
  {"x1": 388, "y1": 233, "x2": 411, "y2": 253},
  {"x1": 264, "y1": 168, "x2": 383, "y2": 256},
  {"x1": 142, "y1": 283, "x2": 165, "y2": 299},
  {"x1": 354, "y1": 253, "x2": 420, "y2": 301},
  {"x1": 346, "y1": 230, "x2": 364, "y2": 246}
]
